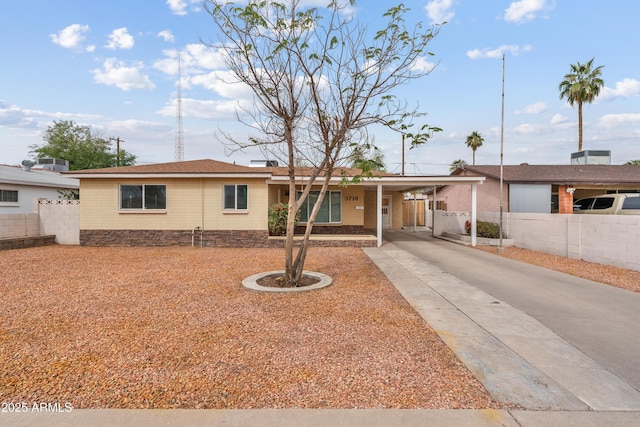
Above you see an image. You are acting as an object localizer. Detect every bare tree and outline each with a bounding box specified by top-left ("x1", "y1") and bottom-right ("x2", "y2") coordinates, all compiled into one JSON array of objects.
[{"x1": 204, "y1": 0, "x2": 442, "y2": 285}]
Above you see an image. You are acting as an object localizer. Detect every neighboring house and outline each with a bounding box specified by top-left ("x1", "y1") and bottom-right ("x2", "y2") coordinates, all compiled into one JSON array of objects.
[
  {"x1": 0, "y1": 163, "x2": 79, "y2": 214},
  {"x1": 66, "y1": 159, "x2": 485, "y2": 247},
  {"x1": 430, "y1": 164, "x2": 640, "y2": 214}
]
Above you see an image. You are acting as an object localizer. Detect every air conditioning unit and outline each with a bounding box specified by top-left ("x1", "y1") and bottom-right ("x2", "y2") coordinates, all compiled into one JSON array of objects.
[
  {"x1": 570, "y1": 150, "x2": 611, "y2": 165},
  {"x1": 36, "y1": 158, "x2": 70, "y2": 172}
]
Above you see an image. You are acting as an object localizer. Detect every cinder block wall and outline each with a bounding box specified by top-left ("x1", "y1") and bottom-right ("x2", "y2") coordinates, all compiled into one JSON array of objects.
[
  {"x1": 38, "y1": 199, "x2": 80, "y2": 245},
  {"x1": 434, "y1": 211, "x2": 640, "y2": 272},
  {"x1": 0, "y1": 213, "x2": 40, "y2": 239}
]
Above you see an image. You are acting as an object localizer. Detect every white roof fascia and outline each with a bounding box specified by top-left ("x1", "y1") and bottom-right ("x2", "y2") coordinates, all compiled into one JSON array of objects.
[
  {"x1": 267, "y1": 175, "x2": 485, "y2": 186},
  {"x1": 266, "y1": 175, "x2": 345, "y2": 184},
  {"x1": 0, "y1": 178, "x2": 79, "y2": 189},
  {"x1": 67, "y1": 173, "x2": 273, "y2": 179},
  {"x1": 369, "y1": 176, "x2": 485, "y2": 186}
]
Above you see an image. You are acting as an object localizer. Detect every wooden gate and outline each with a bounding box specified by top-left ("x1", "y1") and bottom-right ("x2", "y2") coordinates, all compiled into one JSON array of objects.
[{"x1": 402, "y1": 199, "x2": 425, "y2": 226}]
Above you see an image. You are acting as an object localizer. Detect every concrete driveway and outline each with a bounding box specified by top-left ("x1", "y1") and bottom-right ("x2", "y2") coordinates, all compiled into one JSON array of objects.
[{"x1": 381, "y1": 229, "x2": 640, "y2": 392}]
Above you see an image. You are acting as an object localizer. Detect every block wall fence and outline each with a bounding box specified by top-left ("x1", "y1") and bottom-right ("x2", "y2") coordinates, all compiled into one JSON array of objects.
[{"x1": 429, "y1": 210, "x2": 640, "y2": 272}]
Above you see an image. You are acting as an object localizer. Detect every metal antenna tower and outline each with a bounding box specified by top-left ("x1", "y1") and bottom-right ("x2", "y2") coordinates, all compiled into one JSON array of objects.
[{"x1": 174, "y1": 53, "x2": 184, "y2": 161}]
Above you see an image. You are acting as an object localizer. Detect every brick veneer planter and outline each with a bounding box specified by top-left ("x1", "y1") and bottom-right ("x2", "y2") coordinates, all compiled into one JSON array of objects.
[
  {"x1": 80, "y1": 229, "x2": 376, "y2": 248},
  {"x1": 294, "y1": 225, "x2": 366, "y2": 235},
  {"x1": 80, "y1": 230, "x2": 270, "y2": 248}
]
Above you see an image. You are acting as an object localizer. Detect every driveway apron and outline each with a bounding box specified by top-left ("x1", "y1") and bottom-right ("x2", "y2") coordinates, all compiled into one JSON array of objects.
[{"x1": 364, "y1": 229, "x2": 640, "y2": 410}]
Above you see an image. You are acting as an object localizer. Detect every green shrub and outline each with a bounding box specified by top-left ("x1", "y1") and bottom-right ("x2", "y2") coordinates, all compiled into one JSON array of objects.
[
  {"x1": 268, "y1": 203, "x2": 299, "y2": 235},
  {"x1": 465, "y1": 220, "x2": 502, "y2": 238}
]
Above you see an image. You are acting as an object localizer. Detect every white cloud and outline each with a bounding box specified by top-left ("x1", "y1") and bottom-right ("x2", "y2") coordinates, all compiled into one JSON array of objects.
[
  {"x1": 50, "y1": 24, "x2": 94, "y2": 51},
  {"x1": 410, "y1": 57, "x2": 437, "y2": 73},
  {"x1": 550, "y1": 113, "x2": 568, "y2": 125},
  {"x1": 158, "y1": 30, "x2": 175, "y2": 43},
  {"x1": 167, "y1": 0, "x2": 200, "y2": 16},
  {"x1": 424, "y1": 0, "x2": 455, "y2": 25},
  {"x1": 105, "y1": 28, "x2": 134, "y2": 50},
  {"x1": 156, "y1": 97, "x2": 239, "y2": 120},
  {"x1": 108, "y1": 119, "x2": 171, "y2": 133},
  {"x1": 167, "y1": 0, "x2": 187, "y2": 15},
  {"x1": 153, "y1": 44, "x2": 227, "y2": 79},
  {"x1": 0, "y1": 101, "x2": 105, "y2": 131},
  {"x1": 513, "y1": 123, "x2": 540, "y2": 135},
  {"x1": 516, "y1": 101, "x2": 547, "y2": 114},
  {"x1": 0, "y1": 102, "x2": 38, "y2": 128},
  {"x1": 92, "y1": 58, "x2": 156, "y2": 91},
  {"x1": 467, "y1": 44, "x2": 533, "y2": 59},
  {"x1": 190, "y1": 70, "x2": 254, "y2": 100},
  {"x1": 504, "y1": 0, "x2": 554, "y2": 24},
  {"x1": 597, "y1": 78, "x2": 640, "y2": 102},
  {"x1": 183, "y1": 44, "x2": 226, "y2": 70},
  {"x1": 597, "y1": 113, "x2": 640, "y2": 129}
]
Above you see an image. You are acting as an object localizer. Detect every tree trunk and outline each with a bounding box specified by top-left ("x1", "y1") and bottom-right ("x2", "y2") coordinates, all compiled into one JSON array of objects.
[
  {"x1": 283, "y1": 120, "x2": 297, "y2": 285},
  {"x1": 578, "y1": 101, "x2": 583, "y2": 152},
  {"x1": 290, "y1": 173, "x2": 332, "y2": 285},
  {"x1": 284, "y1": 178, "x2": 298, "y2": 283}
]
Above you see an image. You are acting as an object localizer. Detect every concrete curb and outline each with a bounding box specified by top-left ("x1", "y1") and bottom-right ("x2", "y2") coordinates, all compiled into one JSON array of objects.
[{"x1": 2, "y1": 409, "x2": 640, "y2": 427}]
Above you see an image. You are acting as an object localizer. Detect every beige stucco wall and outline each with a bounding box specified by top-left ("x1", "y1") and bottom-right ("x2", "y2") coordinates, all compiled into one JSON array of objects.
[
  {"x1": 363, "y1": 189, "x2": 404, "y2": 230},
  {"x1": 267, "y1": 184, "x2": 365, "y2": 226},
  {"x1": 340, "y1": 186, "x2": 364, "y2": 226},
  {"x1": 80, "y1": 178, "x2": 268, "y2": 231},
  {"x1": 391, "y1": 192, "x2": 403, "y2": 229}
]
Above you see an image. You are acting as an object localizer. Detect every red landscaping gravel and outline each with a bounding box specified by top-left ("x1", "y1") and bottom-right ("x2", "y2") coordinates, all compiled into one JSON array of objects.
[{"x1": 0, "y1": 246, "x2": 499, "y2": 409}]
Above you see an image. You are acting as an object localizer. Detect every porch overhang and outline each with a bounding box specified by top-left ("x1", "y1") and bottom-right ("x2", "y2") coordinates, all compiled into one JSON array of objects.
[
  {"x1": 360, "y1": 176, "x2": 485, "y2": 247},
  {"x1": 267, "y1": 174, "x2": 485, "y2": 248}
]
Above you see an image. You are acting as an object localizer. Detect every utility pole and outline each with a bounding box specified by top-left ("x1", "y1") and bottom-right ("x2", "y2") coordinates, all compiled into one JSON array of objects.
[
  {"x1": 499, "y1": 54, "x2": 505, "y2": 251},
  {"x1": 175, "y1": 53, "x2": 184, "y2": 161},
  {"x1": 109, "y1": 137, "x2": 124, "y2": 167},
  {"x1": 401, "y1": 133, "x2": 405, "y2": 176}
]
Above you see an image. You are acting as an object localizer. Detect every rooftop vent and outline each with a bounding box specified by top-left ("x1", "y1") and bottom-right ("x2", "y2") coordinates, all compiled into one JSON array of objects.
[
  {"x1": 249, "y1": 160, "x2": 279, "y2": 167},
  {"x1": 36, "y1": 158, "x2": 69, "y2": 172},
  {"x1": 570, "y1": 150, "x2": 611, "y2": 165},
  {"x1": 21, "y1": 160, "x2": 35, "y2": 171}
]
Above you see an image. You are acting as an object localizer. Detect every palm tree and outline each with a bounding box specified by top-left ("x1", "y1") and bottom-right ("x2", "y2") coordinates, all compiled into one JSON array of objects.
[
  {"x1": 558, "y1": 58, "x2": 604, "y2": 152},
  {"x1": 449, "y1": 159, "x2": 467, "y2": 173},
  {"x1": 465, "y1": 131, "x2": 483, "y2": 165},
  {"x1": 624, "y1": 160, "x2": 640, "y2": 165}
]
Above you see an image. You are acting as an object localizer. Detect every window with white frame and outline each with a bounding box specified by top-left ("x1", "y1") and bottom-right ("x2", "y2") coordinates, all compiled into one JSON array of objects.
[
  {"x1": 298, "y1": 190, "x2": 341, "y2": 223},
  {"x1": 0, "y1": 189, "x2": 18, "y2": 203},
  {"x1": 119, "y1": 185, "x2": 166, "y2": 210},
  {"x1": 224, "y1": 184, "x2": 248, "y2": 210}
]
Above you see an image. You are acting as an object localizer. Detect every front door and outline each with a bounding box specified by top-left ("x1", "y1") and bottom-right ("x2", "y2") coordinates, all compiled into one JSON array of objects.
[{"x1": 382, "y1": 196, "x2": 391, "y2": 229}]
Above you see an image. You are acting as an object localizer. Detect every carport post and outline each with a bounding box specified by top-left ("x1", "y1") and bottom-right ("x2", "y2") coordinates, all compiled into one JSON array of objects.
[
  {"x1": 471, "y1": 184, "x2": 477, "y2": 246},
  {"x1": 431, "y1": 186, "x2": 436, "y2": 236},
  {"x1": 377, "y1": 183, "x2": 383, "y2": 247},
  {"x1": 413, "y1": 191, "x2": 417, "y2": 232}
]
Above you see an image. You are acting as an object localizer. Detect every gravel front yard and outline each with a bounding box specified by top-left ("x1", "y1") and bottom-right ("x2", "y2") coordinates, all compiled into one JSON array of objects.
[{"x1": 0, "y1": 246, "x2": 498, "y2": 409}]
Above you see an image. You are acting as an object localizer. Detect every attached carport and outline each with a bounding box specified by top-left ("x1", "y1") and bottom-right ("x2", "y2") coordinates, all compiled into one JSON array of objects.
[{"x1": 360, "y1": 175, "x2": 486, "y2": 247}]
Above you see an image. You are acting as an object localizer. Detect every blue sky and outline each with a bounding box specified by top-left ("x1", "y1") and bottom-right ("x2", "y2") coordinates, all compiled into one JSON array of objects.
[{"x1": 1, "y1": 0, "x2": 639, "y2": 175}]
